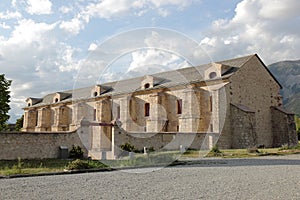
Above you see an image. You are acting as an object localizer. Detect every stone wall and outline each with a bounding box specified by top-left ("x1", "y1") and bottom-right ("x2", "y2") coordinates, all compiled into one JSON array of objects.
[
  {"x1": 227, "y1": 56, "x2": 282, "y2": 147},
  {"x1": 112, "y1": 126, "x2": 219, "y2": 157},
  {"x1": 271, "y1": 107, "x2": 298, "y2": 147},
  {"x1": 0, "y1": 131, "x2": 85, "y2": 160},
  {"x1": 230, "y1": 104, "x2": 256, "y2": 148}
]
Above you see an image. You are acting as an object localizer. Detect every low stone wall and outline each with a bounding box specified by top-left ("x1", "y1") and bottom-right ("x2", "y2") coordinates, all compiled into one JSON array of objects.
[
  {"x1": 0, "y1": 131, "x2": 85, "y2": 160},
  {"x1": 113, "y1": 126, "x2": 219, "y2": 156}
]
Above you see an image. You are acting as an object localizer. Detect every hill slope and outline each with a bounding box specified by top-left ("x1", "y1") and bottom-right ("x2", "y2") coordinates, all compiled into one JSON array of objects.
[{"x1": 268, "y1": 60, "x2": 300, "y2": 116}]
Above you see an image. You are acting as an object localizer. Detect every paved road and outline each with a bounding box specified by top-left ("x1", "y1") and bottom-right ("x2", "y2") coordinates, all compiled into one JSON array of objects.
[{"x1": 1, "y1": 155, "x2": 300, "y2": 200}]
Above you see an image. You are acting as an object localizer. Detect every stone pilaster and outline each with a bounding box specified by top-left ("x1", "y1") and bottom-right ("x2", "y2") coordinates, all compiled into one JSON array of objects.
[
  {"x1": 179, "y1": 88, "x2": 200, "y2": 132},
  {"x1": 52, "y1": 106, "x2": 70, "y2": 132},
  {"x1": 22, "y1": 109, "x2": 37, "y2": 132},
  {"x1": 146, "y1": 92, "x2": 167, "y2": 132},
  {"x1": 36, "y1": 107, "x2": 51, "y2": 132},
  {"x1": 93, "y1": 98, "x2": 112, "y2": 151},
  {"x1": 119, "y1": 96, "x2": 131, "y2": 131}
]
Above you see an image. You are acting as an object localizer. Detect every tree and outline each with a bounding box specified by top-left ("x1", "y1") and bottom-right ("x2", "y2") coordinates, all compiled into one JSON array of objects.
[
  {"x1": 15, "y1": 115, "x2": 24, "y2": 131},
  {"x1": 0, "y1": 74, "x2": 11, "y2": 131}
]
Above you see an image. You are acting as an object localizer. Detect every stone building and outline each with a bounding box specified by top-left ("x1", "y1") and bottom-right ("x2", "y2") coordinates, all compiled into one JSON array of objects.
[{"x1": 22, "y1": 54, "x2": 297, "y2": 159}]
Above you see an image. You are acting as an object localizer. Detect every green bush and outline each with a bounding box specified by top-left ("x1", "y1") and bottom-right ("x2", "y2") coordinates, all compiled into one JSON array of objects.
[
  {"x1": 69, "y1": 145, "x2": 84, "y2": 159},
  {"x1": 120, "y1": 142, "x2": 135, "y2": 152},
  {"x1": 208, "y1": 145, "x2": 223, "y2": 156},
  {"x1": 66, "y1": 159, "x2": 90, "y2": 170}
]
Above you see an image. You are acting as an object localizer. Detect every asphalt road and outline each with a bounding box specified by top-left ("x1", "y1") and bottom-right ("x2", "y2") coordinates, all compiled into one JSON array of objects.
[{"x1": 1, "y1": 154, "x2": 300, "y2": 200}]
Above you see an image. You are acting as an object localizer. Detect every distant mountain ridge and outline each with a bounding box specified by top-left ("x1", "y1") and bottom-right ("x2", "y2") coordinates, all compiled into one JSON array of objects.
[{"x1": 268, "y1": 60, "x2": 300, "y2": 116}]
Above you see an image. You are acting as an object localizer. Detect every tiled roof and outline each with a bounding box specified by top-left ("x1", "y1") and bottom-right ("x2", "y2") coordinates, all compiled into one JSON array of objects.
[{"x1": 26, "y1": 54, "x2": 256, "y2": 107}]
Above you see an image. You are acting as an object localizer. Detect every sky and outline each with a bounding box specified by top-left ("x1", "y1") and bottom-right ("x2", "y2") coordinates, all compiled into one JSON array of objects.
[{"x1": 0, "y1": 0, "x2": 300, "y2": 123}]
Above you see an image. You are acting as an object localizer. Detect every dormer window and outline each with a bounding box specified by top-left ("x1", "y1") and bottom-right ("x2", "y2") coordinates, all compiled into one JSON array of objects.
[
  {"x1": 209, "y1": 72, "x2": 217, "y2": 79},
  {"x1": 144, "y1": 83, "x2": 150, "y2": 89}
]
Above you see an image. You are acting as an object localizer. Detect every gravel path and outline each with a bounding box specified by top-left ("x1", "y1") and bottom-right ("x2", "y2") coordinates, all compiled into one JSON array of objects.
[{"x1": 1, "y1": 154, "x2": 300, "y2": 200}]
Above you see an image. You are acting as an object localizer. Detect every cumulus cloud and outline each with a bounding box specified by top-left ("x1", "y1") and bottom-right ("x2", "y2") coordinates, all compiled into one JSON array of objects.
[
  {"x1": 0, "y1": 19, "x2": 80, "y2": 122},
  {"x1": 59, "y1": 0, "x2": 194, "y2": 35},
  {"x1": 26, "y1": 0, "x2": 52, "y2": 15},
  {"x1": 0, "y1": 11, "x2": 22, "y2": 19},
  {"x1": 200, "y1": 0, "x2": 300, "y2": 64}
]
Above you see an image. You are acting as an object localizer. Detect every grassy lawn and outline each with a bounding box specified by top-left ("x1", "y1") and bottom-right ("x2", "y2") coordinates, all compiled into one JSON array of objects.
[
  {"x1": 1, "y1": 144, "x2": 300, "y2": 176},
  {"x1": 0, "y1": 159, "x2": 70, "y2": 176}
]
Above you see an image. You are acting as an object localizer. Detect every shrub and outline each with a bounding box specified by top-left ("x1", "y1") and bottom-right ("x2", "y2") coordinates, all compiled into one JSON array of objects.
[
  {"x1": 66, "y1": 159, "x2": 90, "y2": 170},
  {"x1": 120, "y1": 142, "x2": 135, "y2": 152},
  {"x1": 69, "y1": 145, "x2": 84, "y2": 159},
  {"x1": 208, "y1": 145, "x2": 223, "y2": 156}
]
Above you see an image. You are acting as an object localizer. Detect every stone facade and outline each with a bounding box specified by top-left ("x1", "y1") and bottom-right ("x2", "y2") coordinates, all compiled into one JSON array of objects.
[{"x1": 21, "y1": 54, "x2": 297, "y2": 159}]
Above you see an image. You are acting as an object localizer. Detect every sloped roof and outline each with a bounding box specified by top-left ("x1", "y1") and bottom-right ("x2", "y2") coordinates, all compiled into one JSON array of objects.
[{"x1": 26, "y1": 54, "x2": 274, "y2": 108}]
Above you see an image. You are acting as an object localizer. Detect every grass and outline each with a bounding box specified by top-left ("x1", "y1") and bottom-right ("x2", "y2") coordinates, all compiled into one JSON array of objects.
[
  {"x1": 1, "y1": 143, "x2": 300, "y2": 176},
  {"x1": 0, "y1": 158, "x2": 69, "y2": 176}
]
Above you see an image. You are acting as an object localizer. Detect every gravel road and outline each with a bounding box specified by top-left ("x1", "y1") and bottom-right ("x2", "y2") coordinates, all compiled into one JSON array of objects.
[{"x1": 1, "y1": 154, "x2": 300, "y2": 200}]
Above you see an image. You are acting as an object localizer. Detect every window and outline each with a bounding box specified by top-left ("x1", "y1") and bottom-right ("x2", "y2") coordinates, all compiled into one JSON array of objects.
[
  {"x1": 28, "y1": 103, "x2": 31, "y2": 107},
  {"x1": 55, "y1": 98, "x2": 59, "y2": 103},
  {"x1": 209, "y1": 72, "x2": 217, "y2": 79},
  {"x1": 116, "y1": 106, "x2": 120, "y2": 119},
  {"x1": 94, "y1": 91, "x2": 98, "y2": 97},
  {"x1": 144, "y1": 83, "x2": 150, "y2": 89},
  {"x1": 210, "y1": 95, "x2": 213, "y2": 112},
  {"x1": 93, "y1": 109, "x2": 97, "y2": 121},
  {"x1": 145, "y1": 103, "x2": 150, "y2": 117},
  {"x1": 177, "y1": 99, "x2": 182, "y2": 114}
]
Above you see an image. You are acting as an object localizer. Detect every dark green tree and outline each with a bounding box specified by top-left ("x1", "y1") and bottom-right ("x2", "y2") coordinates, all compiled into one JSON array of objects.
[
  {"x1": 15, "y1": 115, "x2": 24, "y2": 131},
  {"x1": 0, "y1": 74, "x2": 12, "y2": 131}
]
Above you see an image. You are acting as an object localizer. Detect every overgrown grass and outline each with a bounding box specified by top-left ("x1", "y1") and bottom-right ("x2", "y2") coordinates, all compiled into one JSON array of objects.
[{"x1": 0, "y1": 158, "x2": 69, "y2": 176}]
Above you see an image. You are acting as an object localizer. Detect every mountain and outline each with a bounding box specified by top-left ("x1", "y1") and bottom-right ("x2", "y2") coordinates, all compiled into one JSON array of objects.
[{"x1": 268, "y1": 60, "x2": 300, "y2": 116}]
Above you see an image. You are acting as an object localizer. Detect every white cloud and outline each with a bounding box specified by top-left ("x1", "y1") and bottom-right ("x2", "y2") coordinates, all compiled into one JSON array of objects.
[
  {"x1": 60, "y1": 17, "x2": 85, "y2": 35},
  {"x1": 0, "y1": 11, "x2": 22, "y2": 19},
  {"x1": 8, "y1": 19, "x2": 56, "y2": 44},
  {"x1": 88, "y1": 43, "x2": 98, "y2": 51},
  {"x1": 200, "y1": 0, "x2": 300, "y2": 64},
  {"x1": 59, "y1": 6, "x2": 73, "y2": 14},
  {"x1": 0, "y1": 22, "x2": 11, "y2": 29},
  {"x1": 0, "y1": 19, "x2": 81, "y2": 122},
  {"x1": 26, "y1": 0, "x2": 52, "y2": 15}
]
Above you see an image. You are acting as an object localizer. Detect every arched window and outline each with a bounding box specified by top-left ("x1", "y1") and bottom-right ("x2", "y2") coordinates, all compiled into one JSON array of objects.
[
  {"x1": 145, "y1": 103, "x2": 150, "y2": 117},
  {"x1": 55, "y1": 98, "x2": 59, "y2": 103},
  {"x1": 28, "y1": 103, "x2": 31, "y2": 107},
  {"x1": 209, "y1": 72, "x2": 217, "y2": 79},
  {"x1": 177, "y1": 99, "x2": 182, "y2": 114},
  {"x1": 94, "y1": 91, "x2": 98, "y2": 97}
]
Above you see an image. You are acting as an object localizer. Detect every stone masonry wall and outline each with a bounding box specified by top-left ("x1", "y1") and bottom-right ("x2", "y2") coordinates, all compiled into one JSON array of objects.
[
  {"x1": 230, "y1": 104, "x2": 256, "y2": 148},
  {"x1": 113, "y1": 126, "x2": 219, "y2": 157},
  {"x1": 0, "y1": 131, "x2": 85, "y2": 160},
  {"x1": 271, "y1": 107, "x2": 297, "y2": 147}
]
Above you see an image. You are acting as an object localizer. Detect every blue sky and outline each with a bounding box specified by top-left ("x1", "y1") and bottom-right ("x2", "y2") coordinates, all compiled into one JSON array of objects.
[{"x1": 0, "y1": 0, "x2": 299, "y2": 122}]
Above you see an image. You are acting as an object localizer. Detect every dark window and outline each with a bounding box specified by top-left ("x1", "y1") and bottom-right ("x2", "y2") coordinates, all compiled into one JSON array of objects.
[
  {"x1": 210, "y1": 95, "x2": 213, "y2": 112},
  {"x1": 94, "y1": 91, "x2": 98, "y2": 97},
  {"x1": 93, "y1": 109, "x2": 97, "y2": 121},
  {"x1": 35, "y1": 112, "x2": 38, "y2": 127},
  {"x1": 117, "y1": 106, "x2": 120, "y2": 119},
  {"x1": 177, "y1": 99, "x2": 182, "y2": 114},
  {"x1": 145, "y1": 103, "x2": 150, "y2": 117},
  {"x1": 144, "y1": 83, "x2": 150, "y2": 89},
  {"x1": 28, "y1": 103, "x2": 31, "y2": 107},
  {"x1": 55, "y1": 98, "x2": 59, "y2": 103},
  {"x1": 209, "y1": 72, "x2": 217, "y2": 79}
]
